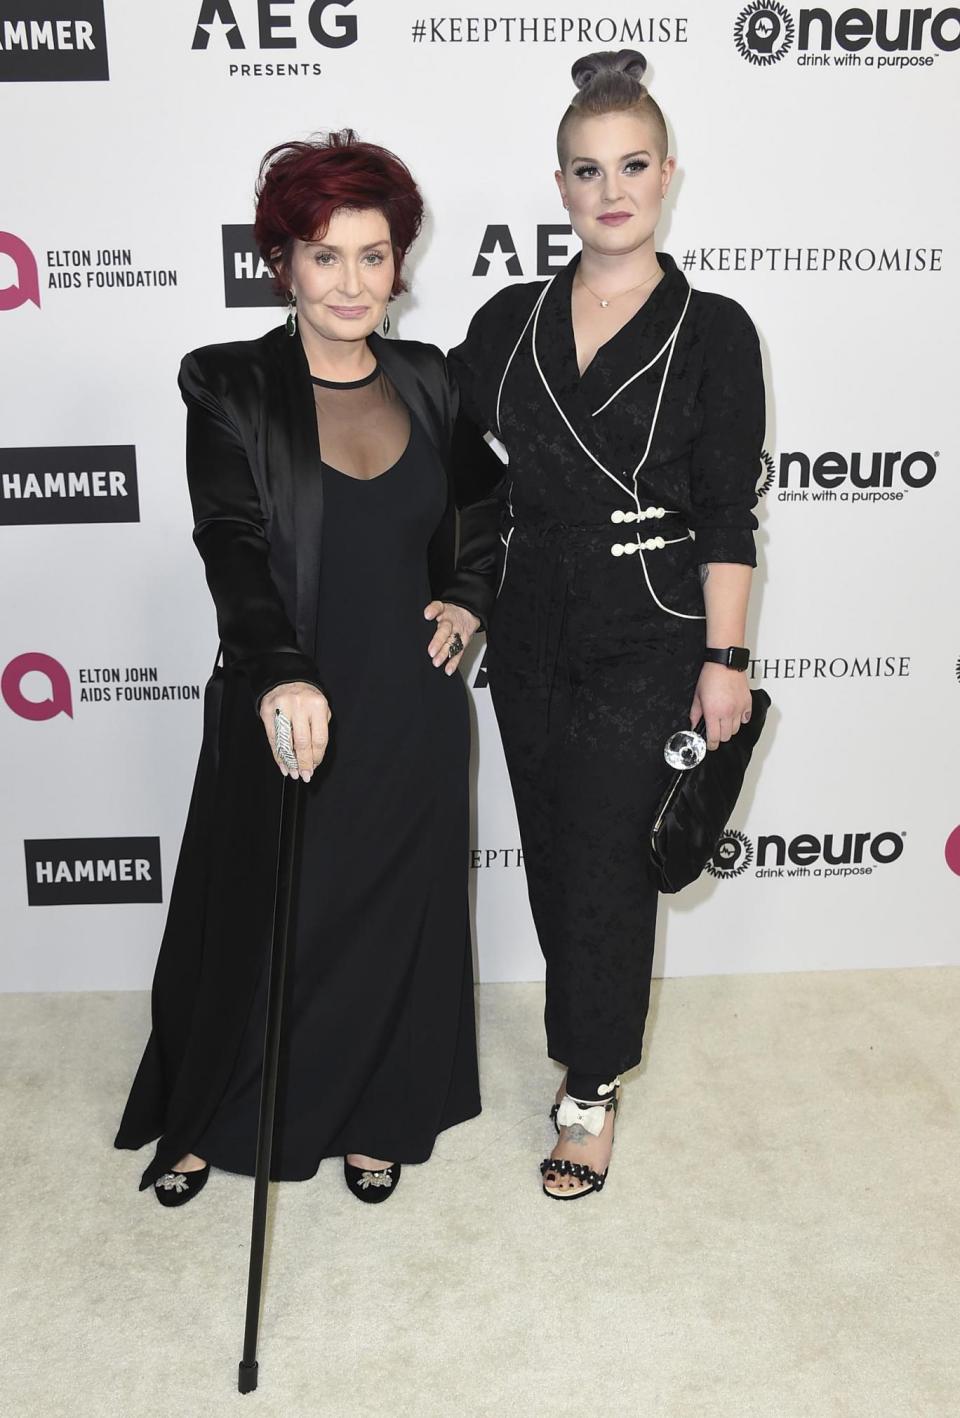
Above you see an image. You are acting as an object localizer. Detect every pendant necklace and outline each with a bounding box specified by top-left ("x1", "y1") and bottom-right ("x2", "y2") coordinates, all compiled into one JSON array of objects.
[{"x1": 576, "y1": 266, "x2": 663, "y2": 309}]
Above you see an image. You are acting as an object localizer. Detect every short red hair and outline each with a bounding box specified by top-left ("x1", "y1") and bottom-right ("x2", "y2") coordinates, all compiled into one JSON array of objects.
[{"x1": 254, "y1": 130, "x2": 424, "y2": 298}]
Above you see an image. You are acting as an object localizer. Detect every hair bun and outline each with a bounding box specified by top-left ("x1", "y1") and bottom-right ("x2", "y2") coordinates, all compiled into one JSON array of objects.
[{"x1": 571, "y1": 48, "x2": 648, "y2": 92}]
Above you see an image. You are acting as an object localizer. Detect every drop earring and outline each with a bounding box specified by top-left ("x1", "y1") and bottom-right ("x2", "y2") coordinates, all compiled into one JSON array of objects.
[
  {"x1": 382, "y1": 309, "x2": 391, "y2": 336},
  {"x1": 285, "y1": 290, "x2": 297, "y2": 337}
]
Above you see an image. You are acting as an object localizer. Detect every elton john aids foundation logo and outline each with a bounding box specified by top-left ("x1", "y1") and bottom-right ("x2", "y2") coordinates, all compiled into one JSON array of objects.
[
  {"x1": 2, "y1": 654, "x2": 73, "y2": 721},
  {"x1": 0, "y1": 233, "x2": 40, "y2": 311},
  {"x1": 734, "y1": 2, "x2": 795, "y2": 63},
  {"x1": 2, "y1": 652, "x2": 200, "y2": 714},
  {"x1": 945, "y1": 826, "x2": 960, "y2": 876}
]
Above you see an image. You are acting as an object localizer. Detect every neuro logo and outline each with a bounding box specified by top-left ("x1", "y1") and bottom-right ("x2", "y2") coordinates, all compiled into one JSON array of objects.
[
  {"x1": 706, "y1": 829, "x2": 754, "y2": 879},
  {"x1": 757, "y1": 444, "x2": 939, "y2": 503},
  {"x1": 2, "y1": 653, "x2": 73, "y2": 721},
  {"x1": 734, "y1": 1, "x2": 796, "y2": 64},
  {"x1": 946, "y1": 826, "x2": 960, "y2": 877},
  {"x1": 756, "y1": 449, "x2": 776, "y2": 497},
  {"x1": 0, "y1": 232, "x2": 40, "y2": 311}
]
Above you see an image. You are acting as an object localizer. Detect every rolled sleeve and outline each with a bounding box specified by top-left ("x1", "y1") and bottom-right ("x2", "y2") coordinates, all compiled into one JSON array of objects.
[{"x1": 688, "y1": 301, "x2": 765, "y2": 567}]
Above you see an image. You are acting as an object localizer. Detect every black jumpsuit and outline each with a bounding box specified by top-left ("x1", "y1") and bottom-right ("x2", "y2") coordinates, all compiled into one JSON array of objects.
[{"x1": 449, "y1": 251, "x2": 765, "y2": 1079}]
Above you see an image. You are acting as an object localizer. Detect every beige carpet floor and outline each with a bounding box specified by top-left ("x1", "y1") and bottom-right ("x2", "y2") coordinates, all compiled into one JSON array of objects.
[{"x1": 2, "y1": 969, "x2": 958, "y2": 1418}]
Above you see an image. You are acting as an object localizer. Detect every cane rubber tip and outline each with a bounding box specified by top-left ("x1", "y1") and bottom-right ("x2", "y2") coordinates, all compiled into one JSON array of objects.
[{"x1": 238, "y1": 1360, "x2": 259, "y2": 1393}]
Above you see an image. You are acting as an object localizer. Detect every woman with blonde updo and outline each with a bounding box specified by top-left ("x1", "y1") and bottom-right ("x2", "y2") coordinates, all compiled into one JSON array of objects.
[{"x1": 451, "y1": 51, "x2": 765, "y2": 1199}]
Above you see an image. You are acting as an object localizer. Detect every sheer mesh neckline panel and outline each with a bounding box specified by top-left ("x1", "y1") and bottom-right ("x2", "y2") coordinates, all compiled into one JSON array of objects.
[{"x1": 312, "y1": 368, "x2": 411, "y2": 482}]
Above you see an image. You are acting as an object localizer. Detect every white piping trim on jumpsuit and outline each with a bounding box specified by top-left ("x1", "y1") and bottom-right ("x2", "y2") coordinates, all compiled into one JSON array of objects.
[
  {"x1": 493, "y1": 289, "x2": 548, "y2": 598},
  {"x1": 527, "y1": 278, "x2": 704, "y2": 622},
  {"x1": 491, "y1": 275, "x2": 705, "y2": 621}
]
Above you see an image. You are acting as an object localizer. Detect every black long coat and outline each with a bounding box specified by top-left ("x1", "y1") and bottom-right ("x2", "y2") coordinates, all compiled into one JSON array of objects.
[{"x1": 115, "y1": 326, "x2": 502, "y2": 1188}]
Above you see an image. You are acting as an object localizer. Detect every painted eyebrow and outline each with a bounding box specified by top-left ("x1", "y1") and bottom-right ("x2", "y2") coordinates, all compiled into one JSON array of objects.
[
  {"x1": 305, "y1": 240, "x2": 391, "y2": 252},
  {"x1": 570, "y1": 150, "x2": 652, "y2": 164}
]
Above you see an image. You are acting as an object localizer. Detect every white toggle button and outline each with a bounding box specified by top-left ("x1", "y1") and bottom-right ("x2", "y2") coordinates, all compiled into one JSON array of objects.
[
  {"x1": 611, "y1": 544, "x2": 625, "y2": 557},
  {"x1": 623, "y1": 511, "x2": 637, "y2": 523},
  {"x1": 611, "y1": 510, "x2": 625, "y2": 524},
  {"x1": 623, "y1": 542, "x2": 638, "y2": 555}
]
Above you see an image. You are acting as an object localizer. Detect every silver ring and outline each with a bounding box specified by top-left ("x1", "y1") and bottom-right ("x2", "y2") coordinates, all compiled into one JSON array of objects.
[
  {"x1": 446, "y1": 633, "x2": 464, "y2": 661},
  {"x1": 274, "y1": 708, "x2": 299, "y2": 774}
]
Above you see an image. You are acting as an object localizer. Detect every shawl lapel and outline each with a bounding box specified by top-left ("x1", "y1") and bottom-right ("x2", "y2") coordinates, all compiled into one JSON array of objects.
[
  {"x1": 264, "y1": 325, "x2": 324, "y2": 659},
  {"x1": 584, "y1": 251, "x2": 689, "y2": 413},
  {"x1": 370, "y1": 331, "x2": 449, "y2": 462},
  {"x1": 260, "y1": 328, "x2": 454, "y2": 661},
  {"x1": 531, "y1": 251, "x2": 690, "y2": 480}
]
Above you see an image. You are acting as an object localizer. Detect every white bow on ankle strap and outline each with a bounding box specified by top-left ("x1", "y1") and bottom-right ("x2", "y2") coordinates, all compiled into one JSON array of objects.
[{"x1": 556, "y1": 1095, "x2": 608, "y2": 1136}]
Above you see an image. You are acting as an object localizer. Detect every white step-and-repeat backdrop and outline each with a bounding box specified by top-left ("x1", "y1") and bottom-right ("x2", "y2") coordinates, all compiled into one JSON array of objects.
[{"x1": 2, "y1": 1, "x2": 959, "y2": 991}]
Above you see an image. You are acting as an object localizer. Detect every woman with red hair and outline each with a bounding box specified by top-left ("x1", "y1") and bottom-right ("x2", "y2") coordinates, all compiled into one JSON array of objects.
[{"x1": 116, "y1": 132, "x2": 501, "y2": 1205}]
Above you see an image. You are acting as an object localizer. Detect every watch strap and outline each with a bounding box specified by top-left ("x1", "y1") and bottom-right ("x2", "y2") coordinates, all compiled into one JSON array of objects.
[{"x1": 704, "y1": 646, "x2": 750, "y2": 671}]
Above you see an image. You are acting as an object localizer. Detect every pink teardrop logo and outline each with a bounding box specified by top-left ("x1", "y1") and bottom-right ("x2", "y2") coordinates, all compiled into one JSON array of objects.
[
  {"x1": 945, "y1": 827, "x2": 960, "y2": 877},
  {"x1": 1, "y1": 653, "x2": 73, "y2": 720},
  {"x1": 0, "y1": 233, "x2": 41, "y2": 312}
]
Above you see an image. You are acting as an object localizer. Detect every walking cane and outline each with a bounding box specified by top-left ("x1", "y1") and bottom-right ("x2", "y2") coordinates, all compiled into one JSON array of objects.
[{"x1": 238, "y1": 770, "x2": 303, "y2": 1394}]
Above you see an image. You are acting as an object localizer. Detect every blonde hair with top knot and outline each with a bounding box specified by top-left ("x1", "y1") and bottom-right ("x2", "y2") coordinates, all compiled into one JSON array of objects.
[{"x1": 557, "y1": 50, "x2": 669, "y2": 166}]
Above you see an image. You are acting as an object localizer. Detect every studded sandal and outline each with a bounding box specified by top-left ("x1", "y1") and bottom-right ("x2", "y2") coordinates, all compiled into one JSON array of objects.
[{"x1": 541, "y1": 1082, "x2": 621, "y2": 1200}]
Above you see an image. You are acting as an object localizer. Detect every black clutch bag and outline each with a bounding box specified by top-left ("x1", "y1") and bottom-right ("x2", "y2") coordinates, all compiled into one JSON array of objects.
[{"x1": 650, "y1": 689, "x2": 771, "y2": 894}]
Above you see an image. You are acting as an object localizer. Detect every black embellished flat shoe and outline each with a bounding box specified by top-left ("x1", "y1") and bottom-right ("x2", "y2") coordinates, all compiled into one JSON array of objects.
[
  {"x1": 343, "y1": 1158, "x2": 401, "y2": 1203},
  {"x1": 541, "y1": 1082, "x2": 621, "y2": 1201},
  {"x1": 153, "y1": 1163, "x2": 210, "y2": 1208}
]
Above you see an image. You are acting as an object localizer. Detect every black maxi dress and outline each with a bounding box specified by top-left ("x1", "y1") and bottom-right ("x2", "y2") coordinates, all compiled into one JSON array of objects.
[
  {"x1": 121, "y1": 360, "x2": 481, "y2": 1180},
  {"x1": 449, "y1": 251, "x2": 765, "y2": 1081}
]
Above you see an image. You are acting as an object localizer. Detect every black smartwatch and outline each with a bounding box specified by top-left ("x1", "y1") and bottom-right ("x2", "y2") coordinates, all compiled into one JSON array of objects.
[{"x1": 704, "y1": 646, "x2": 750, "y2": 671}]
